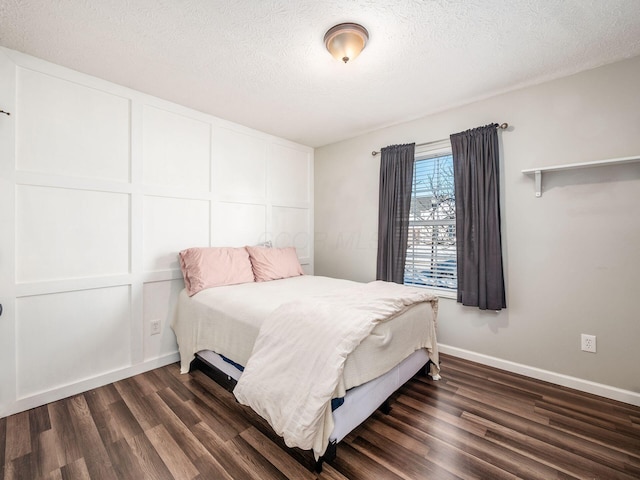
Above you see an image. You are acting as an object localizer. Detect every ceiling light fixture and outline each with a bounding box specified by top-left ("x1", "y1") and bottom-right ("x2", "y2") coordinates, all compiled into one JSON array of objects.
[{"x1": 324, "y1": 23, "x2": 369, "y2": 64}]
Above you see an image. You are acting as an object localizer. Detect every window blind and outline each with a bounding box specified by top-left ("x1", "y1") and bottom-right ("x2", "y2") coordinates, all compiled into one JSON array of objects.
[{"x1": 404, "y1": 152, "x2": 457, "y2": 291}]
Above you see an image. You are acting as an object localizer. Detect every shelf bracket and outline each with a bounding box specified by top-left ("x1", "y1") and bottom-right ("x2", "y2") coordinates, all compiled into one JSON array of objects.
[{"x1": 534, "y1": 170, "x2": 542, "y2": 197}]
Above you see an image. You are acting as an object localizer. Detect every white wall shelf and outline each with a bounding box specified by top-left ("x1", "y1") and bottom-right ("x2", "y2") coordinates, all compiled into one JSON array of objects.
[{"x1": 522, "y1": 155, "x2": 640, "y2": 197}]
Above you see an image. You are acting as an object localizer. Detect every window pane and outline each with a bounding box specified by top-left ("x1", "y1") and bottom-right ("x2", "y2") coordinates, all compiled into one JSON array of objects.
[{"x1": 405, "y1": 153, "x2": 457, "y2": 291}]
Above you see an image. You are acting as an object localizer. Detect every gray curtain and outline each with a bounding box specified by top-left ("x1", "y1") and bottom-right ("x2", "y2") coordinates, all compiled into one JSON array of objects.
[
  {"x1": 451, "y1": 124, "x2": 506, "y2": 310},
  {"x1": 376, "y1": 143, "x2": 415, "y2": 283}
]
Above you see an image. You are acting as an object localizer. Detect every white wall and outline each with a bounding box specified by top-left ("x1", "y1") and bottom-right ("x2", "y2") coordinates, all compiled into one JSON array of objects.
[
  {"x1": 315, "y1": 56, "x2": 640, "y2": 405},
  {"x1": 0, "y1": 47, "x2": 313, "y2": 417}
]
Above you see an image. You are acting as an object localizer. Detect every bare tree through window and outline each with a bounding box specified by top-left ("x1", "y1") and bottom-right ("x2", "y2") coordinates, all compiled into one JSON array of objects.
[{"x1": 405, "y1": 153, "x2": 457, "y2": 290}]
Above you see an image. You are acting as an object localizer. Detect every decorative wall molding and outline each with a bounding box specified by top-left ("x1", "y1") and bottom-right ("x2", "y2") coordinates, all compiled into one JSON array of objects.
[{"x1": 0, "y1": 46, "x2": 314, "y2": 417}]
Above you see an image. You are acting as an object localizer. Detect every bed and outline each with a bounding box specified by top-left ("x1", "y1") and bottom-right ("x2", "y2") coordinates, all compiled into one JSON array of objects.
[{"x1": 171, "y1": 246, "x2": 440, "y2": 471}]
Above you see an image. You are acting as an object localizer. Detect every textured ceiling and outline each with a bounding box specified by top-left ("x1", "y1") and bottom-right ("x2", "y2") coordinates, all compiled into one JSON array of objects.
[{"x1": 1, "y1": 0, "x2": 640, "y2": 147}]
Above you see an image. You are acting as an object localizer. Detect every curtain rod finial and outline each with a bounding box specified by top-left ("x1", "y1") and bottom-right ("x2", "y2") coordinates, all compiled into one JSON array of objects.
[{"x1": 498, "y1": 123, "x2": 508, "y2": 130}]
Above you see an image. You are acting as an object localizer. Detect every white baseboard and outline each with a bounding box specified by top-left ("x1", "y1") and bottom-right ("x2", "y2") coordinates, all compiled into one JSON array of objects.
[
  {"x1": 1, "y1": 352, "x2": 180, "y2": 418},
  {"x1": 438, "y1": 344, "x2": 640, "y2": 407},
  {"x1": 5, "y1": 347, "x2": 638, "y2": 418}
]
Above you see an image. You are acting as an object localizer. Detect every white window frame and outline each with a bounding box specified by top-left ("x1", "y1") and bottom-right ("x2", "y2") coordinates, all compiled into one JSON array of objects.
[{"x1": 404, "y1": 140, "x2": 457, "y2": 299}]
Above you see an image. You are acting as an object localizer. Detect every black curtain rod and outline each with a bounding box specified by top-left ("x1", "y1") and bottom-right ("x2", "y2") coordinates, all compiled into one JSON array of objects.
[{"x1": 371, "y1": 122, "x2": 509, "y2": 156}]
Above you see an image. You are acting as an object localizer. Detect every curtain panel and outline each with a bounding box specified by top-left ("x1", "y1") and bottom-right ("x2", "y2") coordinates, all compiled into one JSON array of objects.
[
  {"x1": 376, "y1": 143, "x2": 415, "y2": 283},
  {"x1": 450, "y1": 124, "x2": 506, "y2": 310}
]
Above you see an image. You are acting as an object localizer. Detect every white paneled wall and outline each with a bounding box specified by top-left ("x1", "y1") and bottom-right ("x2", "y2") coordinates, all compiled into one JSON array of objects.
[
  {"x1": 212, "y1": 127, "x2": 267, "y2": 203},
  {"x1": 142, "y1": 196, "x2": 211, "y2": 272},
  {"x1": 272, "y1": 207, "x2": 311, "y2": 260},
  {"x1": 0, "y1": 47, "x2": 313, "y2": 417},
  {"x1": 15, "y1": 67, "x2": 130, "y2": 182},
  {"x1": 212, "y1": 202, "x2": 267, "y2": 247},
  {"x1": 142, "y1": 105, "x2": 211, "y2": 191},
  {"x1": 16, "y1": 186, "x2": 131, "y2": 281},
  {"x1": 269, "y1": 143, "x2": 312, "y2": 204},
  {"x1": 16, "y1": 287, "x2": 132, "y2": 397}
]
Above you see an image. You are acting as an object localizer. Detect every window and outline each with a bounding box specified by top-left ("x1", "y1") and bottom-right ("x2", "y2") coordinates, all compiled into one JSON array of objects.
[{"x1": 404, "y1": 144, "x2": 457, "y2": 293}]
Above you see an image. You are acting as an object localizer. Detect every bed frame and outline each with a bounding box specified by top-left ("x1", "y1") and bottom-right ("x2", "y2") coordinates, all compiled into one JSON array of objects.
[{"x1": 190, "y1": 348, "x2": 434, "y2": 472}]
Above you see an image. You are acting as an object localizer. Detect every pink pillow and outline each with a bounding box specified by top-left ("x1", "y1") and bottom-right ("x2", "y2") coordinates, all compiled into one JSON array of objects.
[
  {"x1": 245, "y1": 246, "x2": 304, "y2": 282},
  {"x1": 179, "y1": 247, "x2": 255, "y2": 296}
]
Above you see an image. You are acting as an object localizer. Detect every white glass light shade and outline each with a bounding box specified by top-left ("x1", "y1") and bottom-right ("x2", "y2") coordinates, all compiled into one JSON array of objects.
[{"x1": 324, "y1": 23, "x2": 369, "y2": 63}]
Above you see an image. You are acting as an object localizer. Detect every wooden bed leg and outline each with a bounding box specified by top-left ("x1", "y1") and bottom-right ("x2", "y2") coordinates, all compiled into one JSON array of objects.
[
  {"x1": 314, "y1": 439, "x2": 337, "y2": 473},
  {"x1": 423, "y1": 359, "x2": 432, "y2": 376}
]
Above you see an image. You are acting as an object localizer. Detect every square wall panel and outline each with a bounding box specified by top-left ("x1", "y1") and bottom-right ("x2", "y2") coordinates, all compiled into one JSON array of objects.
[
  {"x1": 142, "y1": 105, "x2": 211, "y2": 191},
  {"x1": 143, "y1": 196, "x2": 210, "y2": 272},
  {"x1": 16, "y1": 185, "x2": 130, "y2": 282},
  {"x1": 269, "y1": 144, "x2": 311, "y2": 204},
  {"x1": 271, "y1": 206, "x2": 310, "y2": 259},
  {"x1": 16, "y1": 286, "x2": 131, "y2": 397},
  {"x1": 16, "y1": 68, "x2": 130, "y2": 182},
  {"x1": 212, "y1": 127, "x2": 267, "y2": 202},
  {"x1": 212, "y1": 202, "x2": 267, "y2": 247},
  {"x1": 143, "y1": 279, "x2": 181, "y2": 361}
]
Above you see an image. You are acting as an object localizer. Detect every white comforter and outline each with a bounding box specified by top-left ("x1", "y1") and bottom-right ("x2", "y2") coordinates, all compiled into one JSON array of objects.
[
  {"x1": 172, "y1": 276, "x2": 438, "y2": 392},
  {"x1": 232, "y1": 280, "x2": 438, "y2": 459}
]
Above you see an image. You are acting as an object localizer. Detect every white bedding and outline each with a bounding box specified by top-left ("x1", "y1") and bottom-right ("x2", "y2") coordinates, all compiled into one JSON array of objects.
[
  {"x1": 233, "y1": 280, "x2": 438, "y2": 459},
  {"x1": 173, "y1": 276, "x2": 439, "y2": 393},
  {"x1": 171, "y1": 275, "x2": 440, "y2": 458},
  {"x1": 173, "y1": 276, "x2": 357, "y2": 373}
]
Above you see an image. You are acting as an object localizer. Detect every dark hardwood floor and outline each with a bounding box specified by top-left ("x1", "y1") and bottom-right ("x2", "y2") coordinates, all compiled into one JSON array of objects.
[{"x1": 2, "y1": 353, "x2": 639, "y2": 479}]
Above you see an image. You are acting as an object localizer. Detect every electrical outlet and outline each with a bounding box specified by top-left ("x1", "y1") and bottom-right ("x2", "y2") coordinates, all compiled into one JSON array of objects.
[
  {"x1": 150, "y1": 319, "x2": 161, "y2": 336},
  {"x1": 581, "y1": 334, "x2": 596, "y2": 353}
]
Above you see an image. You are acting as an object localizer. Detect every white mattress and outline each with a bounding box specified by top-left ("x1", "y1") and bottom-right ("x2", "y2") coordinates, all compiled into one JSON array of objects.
[{"x1": 172, "y1": 275, "x2": 438, "y2": 392}]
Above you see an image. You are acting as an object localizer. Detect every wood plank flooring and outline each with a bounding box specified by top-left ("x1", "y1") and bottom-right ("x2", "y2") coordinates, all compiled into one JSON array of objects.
[{"x1": 2, "y1": 353, "x2": 640, "y2": 479}]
